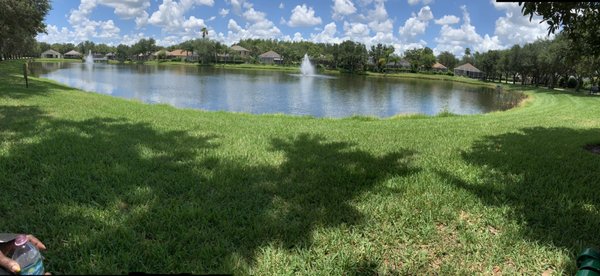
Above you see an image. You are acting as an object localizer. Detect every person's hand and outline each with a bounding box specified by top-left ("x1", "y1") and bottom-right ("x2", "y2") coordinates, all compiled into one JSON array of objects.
[{"x1": 0, "y1": 235, "x2": 46, "y2": 274}]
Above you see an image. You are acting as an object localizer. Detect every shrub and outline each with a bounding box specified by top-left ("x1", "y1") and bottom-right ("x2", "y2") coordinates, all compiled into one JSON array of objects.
[
  {"x1": 567, "y1": 76, "x2": 578, "y2": 88},
  {"x1": 558, "y1": 76, "x2": 566, "y2": 87}
]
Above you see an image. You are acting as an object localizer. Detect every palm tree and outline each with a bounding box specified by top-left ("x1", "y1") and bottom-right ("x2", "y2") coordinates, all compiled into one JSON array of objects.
[{"x1": 201, "y1": 27, "x2": 208, "y2": 39}]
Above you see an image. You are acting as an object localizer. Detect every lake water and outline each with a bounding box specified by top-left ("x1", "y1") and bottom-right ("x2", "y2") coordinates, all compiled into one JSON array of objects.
[{"x1": 31, "y1": 62, "x2": 523, "y2": 118}]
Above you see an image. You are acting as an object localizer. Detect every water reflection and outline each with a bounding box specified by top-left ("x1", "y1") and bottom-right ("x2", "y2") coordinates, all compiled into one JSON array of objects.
[{"x1": 29, "y1": 62, "x2": 523, "y2": 118}]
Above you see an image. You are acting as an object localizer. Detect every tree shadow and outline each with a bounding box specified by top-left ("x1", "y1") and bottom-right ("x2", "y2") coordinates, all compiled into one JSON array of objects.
[
  {"x1": 0, "y1": 61, "x2": 79, "y2": 99},
  {"x1": 439, "y1": 127, "x2": 600, "y2": 269},
  {"x1": 0, "y1": 106, "x2": 419, "y2": 274}
]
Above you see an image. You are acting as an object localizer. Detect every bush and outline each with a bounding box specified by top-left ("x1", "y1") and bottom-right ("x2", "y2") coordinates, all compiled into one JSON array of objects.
[
  {"x1": 558, "y1": 76, "x2": 567, "y2": 87},
  {"x1": 567, "y1": 76, "x2": 578, "y2": 88}
]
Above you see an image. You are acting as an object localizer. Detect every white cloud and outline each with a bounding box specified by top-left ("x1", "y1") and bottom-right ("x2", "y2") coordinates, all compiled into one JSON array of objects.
[
  {"x1": 135, "y1": 11, "x2": 149, "y2": 28},
  {"x1": 36, "y1": 25, "x2": 73, "y2": 44},
  {"x1": 288, "y1": 4, "x2": 322, "y2": 27},
  {"x1": 226, "y1": 0, "x2": 246, "y2": 15},
  {"x1": 148, "y1": 0, "x2": 213, "y2": 34},
  {"x1": 408, "y1": 0, "x2": 432, "y2": 6},
  {"x1": 219, "y1": 8, "x2": 229, "y2": 17},
  {"x1": 55, "y1": 0, "x2": 124, "y2": 43},
  {"x1": 343, "y1": 21, "x2": 370, "y2": 43},
  {"x1": 366, "y1": 0, "x2": 393, "y2": 33},
  {"x1": 332, "y1": 0, "x2": 357, "y2": 20},
  {"x1": 182, "y1": 16, "x2": 206, "y2": 31},
  {"x1": 310, "y1": 22, "x2": 340, "y2": 43},
  {"x1": 434, "y1": 5, "x2": 502, "y2": 57},
  {"x1": 243, "y1": 7, "x2": 266, "y2": 23},
  {"x1": 417, "y1": 6, "x2": 433, "y2": 21},
  {"x1": 216, "y1": 11, "x2": 283, "y2": 46},
  {"x1": 227, "y1": 18, "x2": 243, "y2": 33},
  {"x1": 434, "y1": 15, "x2": 460, "y2": 25},
  {"x1": 279, "y1": 2, "x2": 284, "y2": 9},
  {"x1": 394, "y1": 40, "x2": 427, "y2": 53},
  {"x1": 491, "y1": 0, "x2": 552, "y2": 46},
  {"x1": 208, "y1": 16, "x2": 216, "y2": 22},
  {"x1": 398, "y1": 6, "x2": 433, "y2": 39},
  {"x1": 98, "y1": 20, "x2": 120, "y2": 38},
  {"x1": 121, "y1": 33, "x2": 147, "y2": 45}
]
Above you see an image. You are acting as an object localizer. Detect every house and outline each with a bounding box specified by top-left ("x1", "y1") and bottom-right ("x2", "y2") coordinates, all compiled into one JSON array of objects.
[
  {"x1": 152, "y1": 50, "x2": 167, "y2": 59},
  {"x1": 230, "y1": 45, "x2": 250, "y2": 58},
  {"x1": 167, "y1": 49, "x2": 198, "y2": 61},
  {"x1": 454, "y1": 63, "x2": 483, "y2": 79},
  {"x1": 216, "y1": 53, "x2": 231, "y2": 63},
  {"x1": 40, "y1": 49, "x2": 62, "y2": 59},
  {"x1": 105, "y1": 52, "x2": 115, "y2": 60},
  {"x1": 63, "y1": 50, "x2": 82, "y2": 59},
  {"x1": 259, "y1": 50, "x2": 283, "y2": 64},
  {"x1": 386, "y1": 59, "x2": 411, "y2": 70},
  {"x1": 432, "y1": 62, "x2": 448, "y2": 72}
]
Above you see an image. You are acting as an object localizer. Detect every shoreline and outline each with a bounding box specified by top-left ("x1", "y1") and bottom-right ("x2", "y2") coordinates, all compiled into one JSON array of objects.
[
  {"x1": 28, "y1": 58, "x2": 530, "y2": 118},
  {"x1": 32, "y1": 58, "x2": 500, "y2": 87}
]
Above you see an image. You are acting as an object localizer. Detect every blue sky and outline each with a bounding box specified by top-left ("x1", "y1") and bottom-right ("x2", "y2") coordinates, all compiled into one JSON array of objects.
[{"x1": 38, "y1": 0, "x2": 551, "y2": 57}]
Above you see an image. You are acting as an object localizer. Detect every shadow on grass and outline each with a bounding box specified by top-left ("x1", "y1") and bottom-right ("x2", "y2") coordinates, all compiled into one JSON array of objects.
[
  {"x1": 0, "y1": 105, "x2": 419, "y2": 274},
  {"x1": 438, "y1": 127, "x2": 600, "y2": 270},
  {"x1": 0, "y1": 61, "x2": 80, "y2": 99}
]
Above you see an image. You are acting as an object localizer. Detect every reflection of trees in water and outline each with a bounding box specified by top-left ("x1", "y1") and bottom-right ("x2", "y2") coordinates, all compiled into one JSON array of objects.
[
  {"x1": 29, "y1": 62, "x2": 67, "y2": 76},
  {"x1": 493, "y1": 90, "x2": 526, "y2": 110}
]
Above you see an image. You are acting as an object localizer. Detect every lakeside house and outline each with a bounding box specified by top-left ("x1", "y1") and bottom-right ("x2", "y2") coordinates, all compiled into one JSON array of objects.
[
  {"x1": 168, "y1": 49, "x2": 198, "y2": 62},
  {"x1": 259, "y1": 50, "x2": 283, "y2": 64},
  {"x1": 432, "y1": 62, "x2": 448, "y2": 72},
  {"x1": 40, "y1": 49, "x2": 62, "y2": 59},
  {"x1": 105, "y1": 52, "x2": 115, "y2": 60},
  {"x1": 386, "y1": 59, "x2": 411, "y2": 70},
  {"x1": 454, "y1": 63, "x2": 483, "y2": 79},
  {"x1": 63, "y1": 50, "x2": 82, "y2": 59},
  {"x1": 230, "y1": 45, "x2": 250, "y2": 58}
]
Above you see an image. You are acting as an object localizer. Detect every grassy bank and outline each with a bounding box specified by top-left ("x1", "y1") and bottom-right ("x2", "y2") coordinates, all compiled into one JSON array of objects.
[{"x1": 1, "y1": 60, "x2": 599, "y2": 275}]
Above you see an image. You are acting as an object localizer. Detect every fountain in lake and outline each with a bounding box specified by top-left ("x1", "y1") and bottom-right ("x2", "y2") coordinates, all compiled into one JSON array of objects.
[
  {"x1": 85, "y1": 50, "x2": 94, "y2": 66},
  {"x1": 300, "y1": 53, "x2": 315, "y2": 76}
]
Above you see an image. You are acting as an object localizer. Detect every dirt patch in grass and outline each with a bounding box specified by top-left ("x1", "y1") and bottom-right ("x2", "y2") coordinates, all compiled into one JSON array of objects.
[{"x1": 584, "y1": 144, "x2": 600, "y2": 154}]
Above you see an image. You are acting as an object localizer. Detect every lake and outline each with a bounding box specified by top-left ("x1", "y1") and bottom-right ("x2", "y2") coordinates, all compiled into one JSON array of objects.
[{"x1": 30, "y1": 62, "x2": 523, "y2": 118}]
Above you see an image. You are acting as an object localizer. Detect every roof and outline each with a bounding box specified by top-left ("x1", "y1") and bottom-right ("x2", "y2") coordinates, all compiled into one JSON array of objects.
[
  {"x1": 399, "y1": 59, "x2": 410, "y2": 66},
  {"x1": 41, "y1": 49, "x2": 60, "y2": 55},
  {"x1": 432, "y1": 62, "x2": 447, "y2": 69},
  {"x1": 64, "y1": 50, "x2": 82, "y2": 56},
  {"x1": 454, "y1": 63, "x2": 481, "y2": 72},
  {"x1": 231, "y1": 45, "x2": 249, "y2": 52},
  {"x1": 168, "y1": 49, "x2": 194, "y2": 57},
  {"x1": 259, "y1": 50, "x2": 282, "y2": 59}
]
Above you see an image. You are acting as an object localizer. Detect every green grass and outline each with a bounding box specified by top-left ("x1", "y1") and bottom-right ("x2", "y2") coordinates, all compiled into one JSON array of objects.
[{"x1": 1, "y1": 60, "x2": 599, "y2": 275}]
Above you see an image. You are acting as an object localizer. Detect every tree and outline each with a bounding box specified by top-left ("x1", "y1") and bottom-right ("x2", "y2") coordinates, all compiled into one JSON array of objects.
[
  {"x1": 338, "y1": 40, "x2": 367, "y2": 73},
  {"x1": 419, "y1": 47, "x2": 436, "y2": 70},
  {"x1": 508, "y1": 44, "x2": 522, "y2": 84},
  {"x1": 461, "y1": 47, "x2": 474, "y2": 64},
  {"x1": 201, "y1": 27, "x2": 208, "y2": 39},
  {"x1": 437, "y1": 51, "x2": 458, "y2": 71},
  {"x1": 404, "y1": 48, "x2": 422, "y2": 71},
  {"x1": 368, "y1": 43, "x2": 394, "y2": 72},
  {"x1": 193, "y1": 38, "x2": 216, "y2": 64},
  {"x1": 115, "y1": 44, "x2": 130, "y2": 63},
  {"x1": 0, "y1": 0, "x2": 51, "y2": 59},
  {"x1": 130, "y1": 38, "x2": 157, "y2": 61}
]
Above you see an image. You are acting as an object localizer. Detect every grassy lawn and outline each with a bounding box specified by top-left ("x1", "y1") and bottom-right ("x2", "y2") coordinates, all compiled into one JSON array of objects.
[{"x1": 1, "y1": 60, "x2": 599, "y2": 275}]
